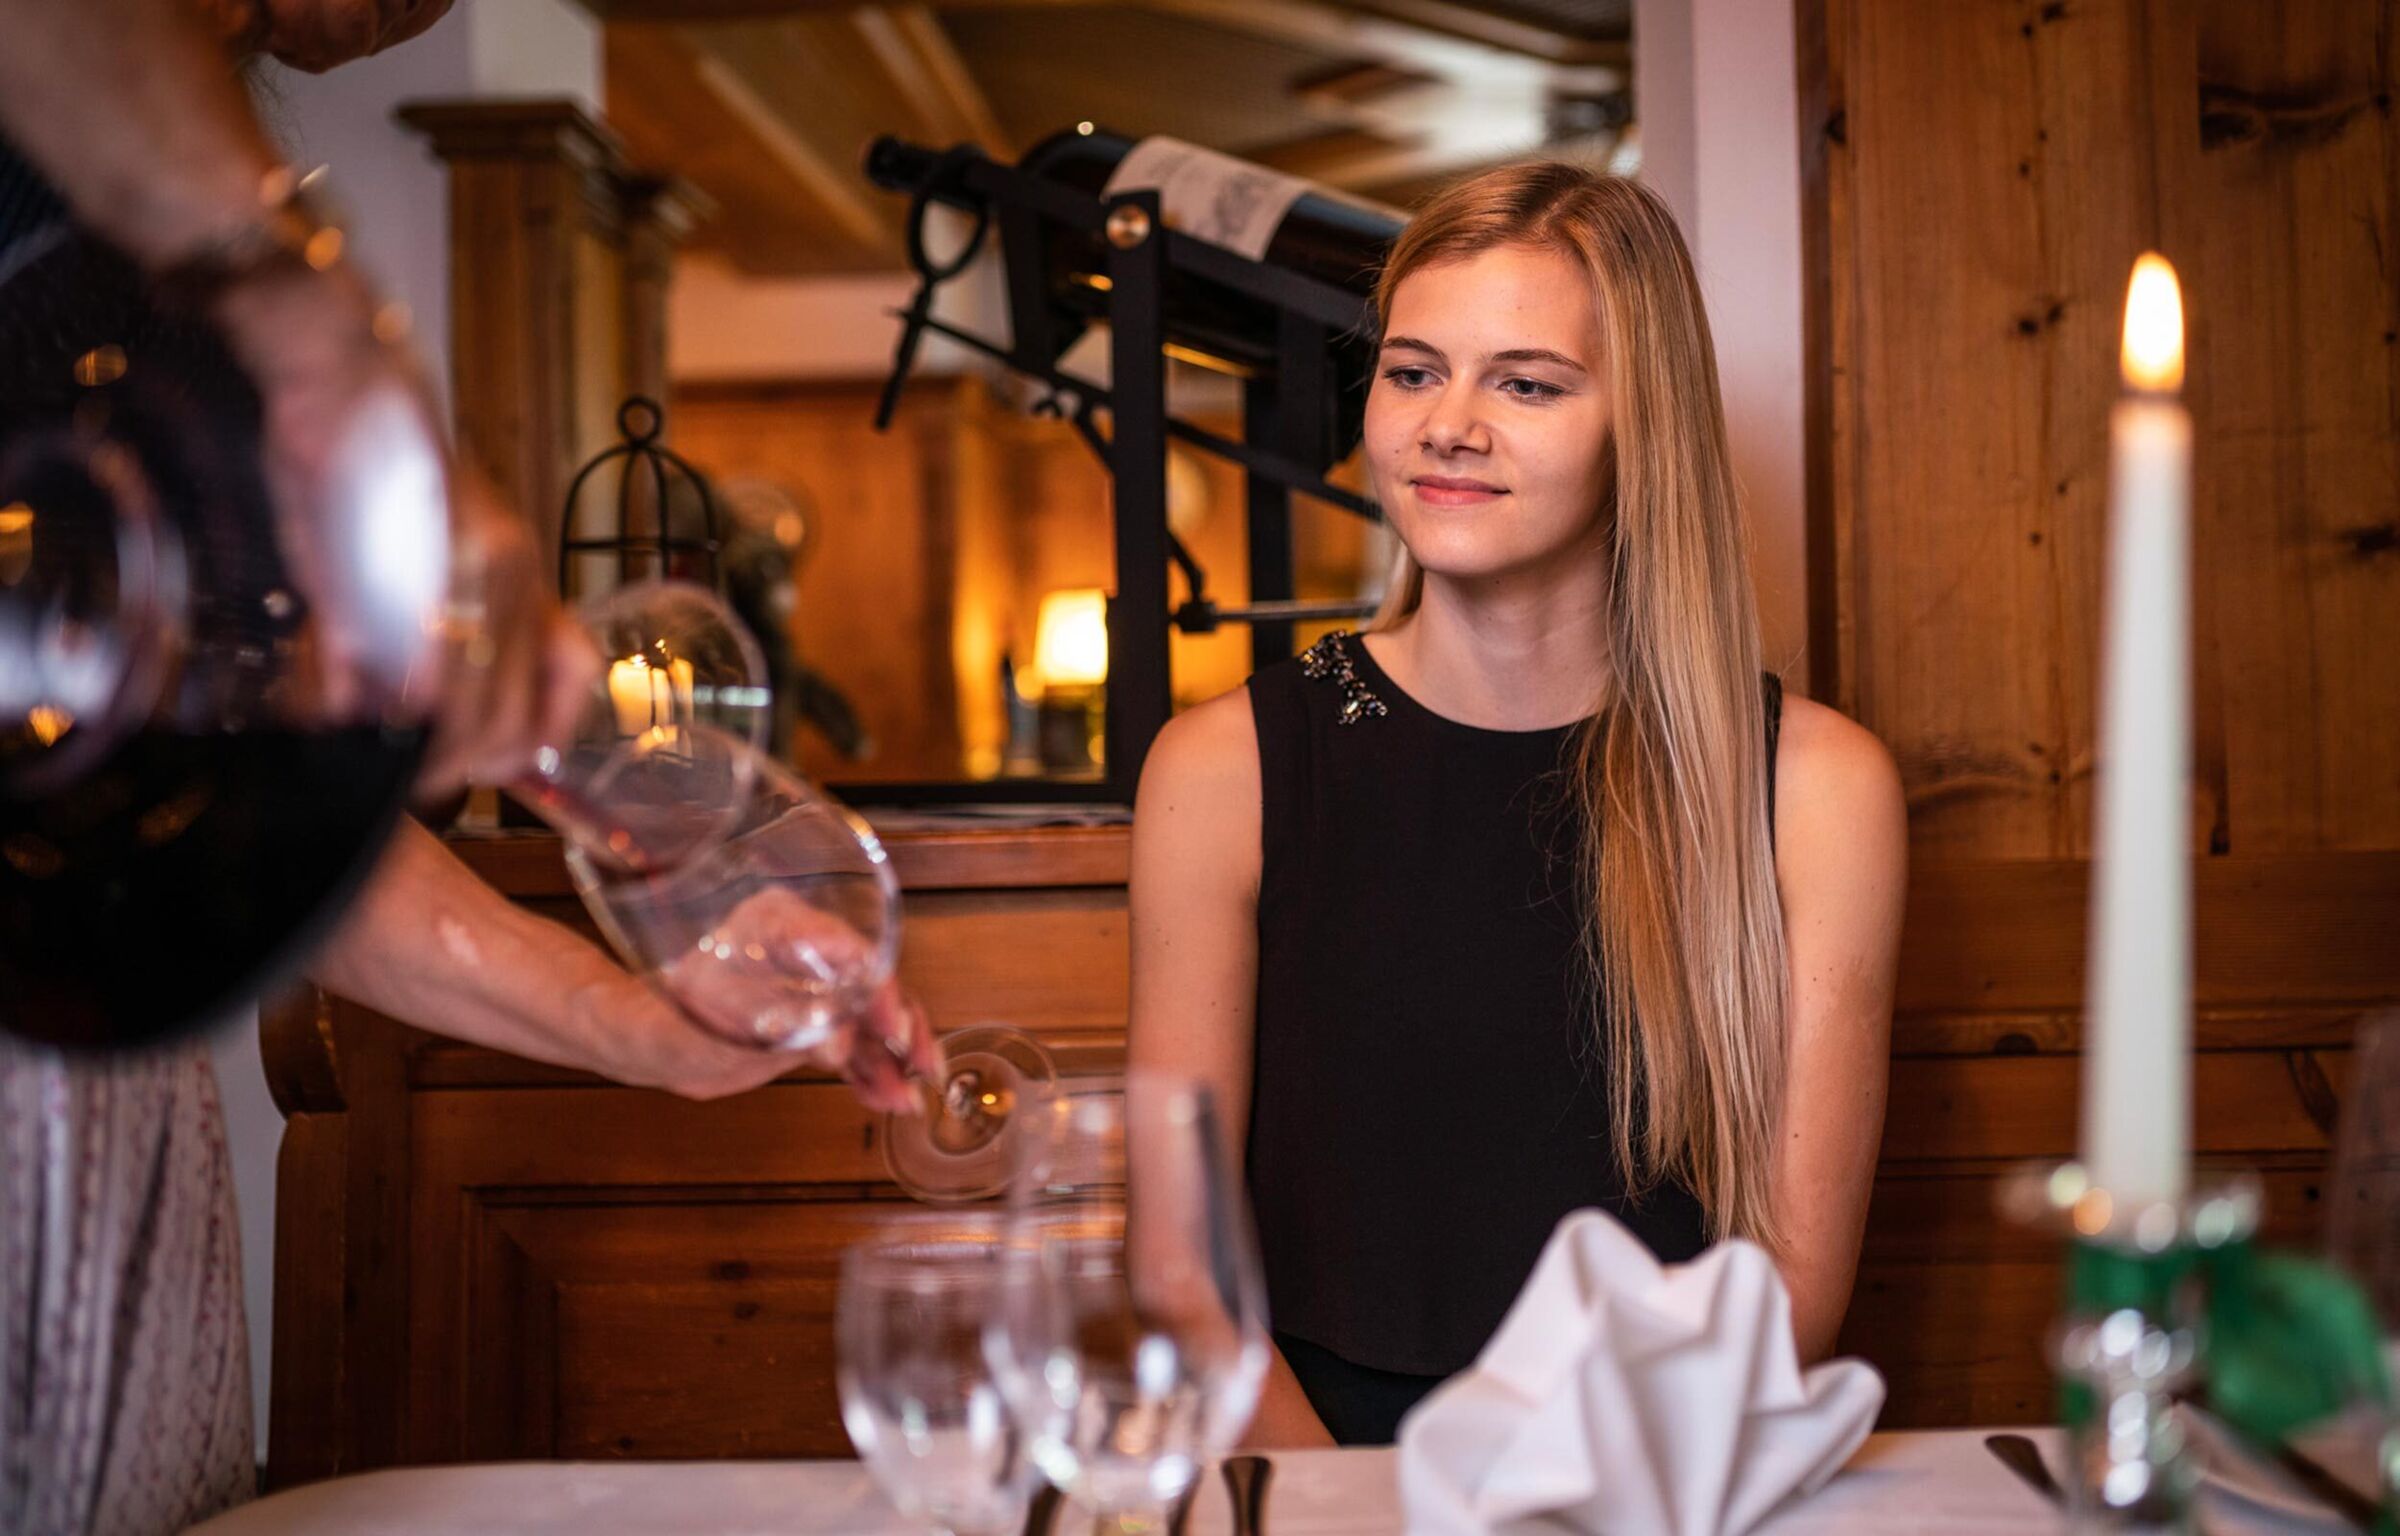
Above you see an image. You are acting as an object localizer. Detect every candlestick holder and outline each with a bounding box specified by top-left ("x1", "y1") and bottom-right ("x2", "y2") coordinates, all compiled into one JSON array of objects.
[
  {"x1": 2008, "y1": 1164, "x2": 2399, "y2": 1533},
  {"x1": 2006, "y1": 1166, "x2": 2257, "y2": 1531}
]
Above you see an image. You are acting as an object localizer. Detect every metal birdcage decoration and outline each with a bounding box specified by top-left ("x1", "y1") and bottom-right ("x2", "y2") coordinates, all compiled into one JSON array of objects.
[{"x1": 558, "y1": 395, "x2": 722, "y2": 597}]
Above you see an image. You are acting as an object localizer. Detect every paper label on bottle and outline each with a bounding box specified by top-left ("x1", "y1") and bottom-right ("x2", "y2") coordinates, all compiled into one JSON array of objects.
[{"x1": 1103, "y1": 136, "x2": 1309, "y2": 261}]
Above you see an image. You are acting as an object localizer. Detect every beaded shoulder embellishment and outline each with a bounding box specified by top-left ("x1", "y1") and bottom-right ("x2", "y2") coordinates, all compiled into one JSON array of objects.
[{"x1": 1298, "y1": 631, "x2": 1389, "y2": 726}]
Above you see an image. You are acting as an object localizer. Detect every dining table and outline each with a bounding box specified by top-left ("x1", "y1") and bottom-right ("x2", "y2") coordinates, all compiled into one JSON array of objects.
[{"x1": 194, "y1": 1422, "x2": 2381, "y2": 1535}]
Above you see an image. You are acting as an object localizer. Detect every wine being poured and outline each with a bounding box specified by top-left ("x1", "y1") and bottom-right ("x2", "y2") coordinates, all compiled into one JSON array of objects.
[{"x1": 536, "y1": 580, "x2": 1053, "y2": 1198}]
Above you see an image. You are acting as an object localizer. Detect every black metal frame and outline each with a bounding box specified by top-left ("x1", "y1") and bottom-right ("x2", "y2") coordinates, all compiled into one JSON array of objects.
[
  {"x1": 557, "y1": 396, "x2": 721, "y2": 596},
  {"x1": 862, "y1": 138, "x2": 1384, "y2": 806}
]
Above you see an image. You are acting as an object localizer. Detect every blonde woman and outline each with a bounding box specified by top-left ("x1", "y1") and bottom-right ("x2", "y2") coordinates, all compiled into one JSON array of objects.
[{"x1": 1127, "y1": 163, "x2": 1908, "y2": 1446}]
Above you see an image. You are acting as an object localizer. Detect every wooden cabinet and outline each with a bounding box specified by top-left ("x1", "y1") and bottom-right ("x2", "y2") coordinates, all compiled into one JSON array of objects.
[{"x1": 263, "y1": 826, "x2": 1129, "y2": 1487}]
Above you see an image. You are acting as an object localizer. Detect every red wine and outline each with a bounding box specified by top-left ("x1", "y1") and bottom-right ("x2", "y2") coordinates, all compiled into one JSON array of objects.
[
  {"x1": 0, "y1": 223, "x2": 434, "y2": 1053},
  {"x1": 0, "y1": 723, "x2": 423, "y2": 1052}
]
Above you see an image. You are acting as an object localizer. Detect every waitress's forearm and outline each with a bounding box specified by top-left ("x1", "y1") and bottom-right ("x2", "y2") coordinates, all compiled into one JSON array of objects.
[
  {"x1": 305, "y1": 818, "x2": 629, "y2": 1070},
  {"x1": 0, "y1": 0, "x2": 285, "y2": 267}
]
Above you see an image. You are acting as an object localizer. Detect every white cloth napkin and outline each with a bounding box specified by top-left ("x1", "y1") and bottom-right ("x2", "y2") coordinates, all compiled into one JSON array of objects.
[{"x1": 1396, "y1": 1210, "x2": 1886, "y2": 1536}]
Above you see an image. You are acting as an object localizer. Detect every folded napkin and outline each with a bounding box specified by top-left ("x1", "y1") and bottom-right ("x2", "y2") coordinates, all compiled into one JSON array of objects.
[{"x1": 1397, "y1": 1210, "x2": 1885, "y2": 1536}]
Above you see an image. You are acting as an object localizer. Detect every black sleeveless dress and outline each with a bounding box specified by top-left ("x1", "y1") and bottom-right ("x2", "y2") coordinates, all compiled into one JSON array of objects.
[{"x1": 1244, "y1": 631, "x2": 1782, "y2": 1444}]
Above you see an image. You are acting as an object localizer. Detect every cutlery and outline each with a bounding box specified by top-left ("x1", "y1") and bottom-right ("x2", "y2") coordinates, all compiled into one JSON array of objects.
[
  {"x1": 1166, "y1": 1478, "x2": 1202, "y2": 1536},
  {"x1": 1018, "y1": 1484, "x2": 1062, "y2": 1536},
  {"x1": 1985, "y1": 1433, "x2": 2066, "y2": 1509},
  {"x1": 1224, "y1": 1454, "x2": 1273, "y2": 1536}
]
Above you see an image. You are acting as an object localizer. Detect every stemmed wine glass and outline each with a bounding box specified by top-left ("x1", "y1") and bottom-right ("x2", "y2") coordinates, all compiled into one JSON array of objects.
[
  {"x1": 988, "y1": 1075, "x2": 1271, "y2": 1529},
  {"x1": 524, "y1": 579, "x2": 1059, "y2": 1172},
  {"x1": 837, "y1": 1234, "x2": 1037, "y2": 1536}
]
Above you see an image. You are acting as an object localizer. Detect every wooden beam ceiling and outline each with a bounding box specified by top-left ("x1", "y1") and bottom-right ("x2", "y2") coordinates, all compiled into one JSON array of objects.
[
  {"x1": 579, "y1": 0, "x2": 1625, "y2": 68},
  {"x1": 852, "y1": 5, "x2": 1013, "y2": 159},
  {"x1": 606, "y1": 22, "x2": 897, "y2": 273},
  {"x1": 596, "y1": 0, "x2": 1631, "y2": 276}
]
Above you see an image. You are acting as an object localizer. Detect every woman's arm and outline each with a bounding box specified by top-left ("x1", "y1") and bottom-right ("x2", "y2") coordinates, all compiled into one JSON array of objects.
[
  {"x1": 1765, "y1": 696, "x2": 1908, "y2": 1363},
  {"x1": 1127, "y1": 691, "x2": 1333, "y2": 1448},
  {"x1": 306, "y1": 818, "x2": 844, "y2": 1102}
]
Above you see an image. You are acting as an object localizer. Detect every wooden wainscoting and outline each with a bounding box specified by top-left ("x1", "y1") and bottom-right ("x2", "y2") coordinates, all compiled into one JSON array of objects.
[
  {"x1": 263, "y1": 825, "x2": 1132, "y2": 1486},
  {"x1": 1842, "y1": 851, "x2": 2395, "y2": 1425},
  {"x1": 264, "y1": 827, "x2": 2397, "y2": 1485}
]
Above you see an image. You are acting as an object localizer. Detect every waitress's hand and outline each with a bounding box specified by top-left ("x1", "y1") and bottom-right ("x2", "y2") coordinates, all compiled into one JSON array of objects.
[
  {"x1": 653, "y1": 886, "x2": 942, "y2": 1112},
  {"x1": 208, "y1": 257, "x2": 596, "y2": 793},
  {"x1": 419, "y1": 467, "x2": 598, "y2": 793},
  {"x1": 558, "y1": 968, "x2": 813, "y2": 1102}
]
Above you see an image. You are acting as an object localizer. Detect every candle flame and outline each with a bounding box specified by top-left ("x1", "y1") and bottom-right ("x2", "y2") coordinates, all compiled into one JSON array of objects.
[{"x1": 2120, "y1": 253, "x2": 2184, "y2": 393}]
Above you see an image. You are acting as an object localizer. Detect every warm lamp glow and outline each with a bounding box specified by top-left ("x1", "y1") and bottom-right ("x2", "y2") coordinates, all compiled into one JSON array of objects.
[
  {"x1": 1032, "y1": 588, "x2": 1109, "y2": 690},
  {"x1": 2120, "y1": 253, "x2": 2184, "y2": 394}
]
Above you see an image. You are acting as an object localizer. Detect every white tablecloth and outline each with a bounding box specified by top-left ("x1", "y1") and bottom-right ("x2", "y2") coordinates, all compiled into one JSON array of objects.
[{"x1": 193, "y1": 1427, "x2": 2372, "y2": 1536}]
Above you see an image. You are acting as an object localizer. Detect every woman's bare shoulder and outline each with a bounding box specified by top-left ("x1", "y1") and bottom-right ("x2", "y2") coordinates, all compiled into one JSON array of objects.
[
  {"x1": 1134, "y1": 685, "x2": 1262, "y2": 846},
  {"x1": 1773, "y1": 691, "x2": 1907, "y2": 887},
  {"x1": 1776, "y1": 696, "x2": 1900, "y2": 854},
  {"x1": 1777, "y1": 694, "x2": 1901, "y2": 810}
]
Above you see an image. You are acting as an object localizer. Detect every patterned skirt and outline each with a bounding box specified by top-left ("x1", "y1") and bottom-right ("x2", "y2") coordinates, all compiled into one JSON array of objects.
[{"x1": 0, "y1": 1040, "x2": 253, "y2": 1536}]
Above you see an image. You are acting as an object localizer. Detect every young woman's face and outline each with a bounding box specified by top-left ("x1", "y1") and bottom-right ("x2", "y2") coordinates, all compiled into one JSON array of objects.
[{"x1": 1363, "y1": 243, "x2": 1613, "y2": 590}]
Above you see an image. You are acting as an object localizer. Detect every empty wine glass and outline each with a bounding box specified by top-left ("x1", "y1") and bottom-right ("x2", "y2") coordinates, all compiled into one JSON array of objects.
[
  {"x1": 564, "y1": 723, "x2": 905, "y2": 1056},
  {"x1": 990, "y1": 1076, "x2": 1270, "y2": 1529},
  {"x1": 534, "y1": 581, "x2": 1056, "y2": 1136},
  {"x1": 886, "y1": 1024, "x2": 1060, "y2": 1203},
  {"x1": 838, "y1": 1234, "x2": 1035, "y2": 1536},
  {"x1": 520, "y1": 579, "x2": 772, "y2": 873},
  {"x1": 2318, "y1": 1012, "x2": 2400, "y2": 1508}
]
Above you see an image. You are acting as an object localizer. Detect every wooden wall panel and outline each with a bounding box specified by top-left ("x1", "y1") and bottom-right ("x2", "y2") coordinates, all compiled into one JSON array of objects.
[
  {"x1": 1811, "y1": 0, "x2": 2400, "y2": 864},
  {"x1": 671, "y1": 376, "x2": 1379, "y2": 785},
  {"x1": 668, "y1": 382, "x2": 965, "y2": 781},
  {"x1": 1805, "y1": 0, "x2": 2400, "y2": 1427},
  {"x1": 2176, "y1": 2, "x2": 2400, "y2": 854}
]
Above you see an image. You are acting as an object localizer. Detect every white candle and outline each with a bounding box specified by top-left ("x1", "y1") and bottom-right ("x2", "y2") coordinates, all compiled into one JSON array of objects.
[
  {"x1": 608, "y1": 656, "x2": 668, "y2": 735},
  {"x1": 2081, "y1": 253, "x2": 2193, "y2": 1212}
]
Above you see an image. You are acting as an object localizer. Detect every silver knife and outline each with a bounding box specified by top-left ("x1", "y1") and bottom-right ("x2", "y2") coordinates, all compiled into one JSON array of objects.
[
  {"x1": 1223, "y1": 1454, "x2": 1273, "y2": 1536},
  {"x1": 1985, "y1": 1433, "x2": 2067, "y2": 1509}
]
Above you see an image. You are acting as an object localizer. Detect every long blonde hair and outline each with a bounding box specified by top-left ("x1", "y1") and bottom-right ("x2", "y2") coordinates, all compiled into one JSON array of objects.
[{"x1": 1369, "y1": 163, "x2": 1788, "y2": 1247}]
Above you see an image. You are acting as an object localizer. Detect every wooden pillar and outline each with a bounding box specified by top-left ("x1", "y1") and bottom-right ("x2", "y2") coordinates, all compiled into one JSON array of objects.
[{"x1": 396, "y1": 101, "x2": 704, "y2": 581}]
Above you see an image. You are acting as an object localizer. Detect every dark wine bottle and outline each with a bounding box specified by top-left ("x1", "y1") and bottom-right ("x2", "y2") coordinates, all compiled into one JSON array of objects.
[
  {"x1": 0, "y1": 229, "x2": 427, "y2": 1052},
  {"x1": 865, "y1": 128, "x2": 1405, "y2": 469}
]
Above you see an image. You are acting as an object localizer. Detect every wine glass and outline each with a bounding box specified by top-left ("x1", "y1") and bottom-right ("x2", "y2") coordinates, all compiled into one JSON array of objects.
[
  {"x1": 519, "y1": 579, "x2": 772, "y2": 873},
  {"x1": 885, "y1": 1024, "x2": 1059, "y2": 1202},
  {"x1": 989, "y1": 1076, "x2": 1270, "y2": 1529},
  {"x1": 563, "y1": 723, "x2": 905, "y2": 1055},
  {"x1": 532, "y1": 580, "x2": 1058, "y2": 1147},
  {"x1": 2330, "y1": 1013, "x2": 2400, "y2": 1335},
  {"x1": 838, "y1": 1234, "x2": 1036, "y2": 1536}
]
